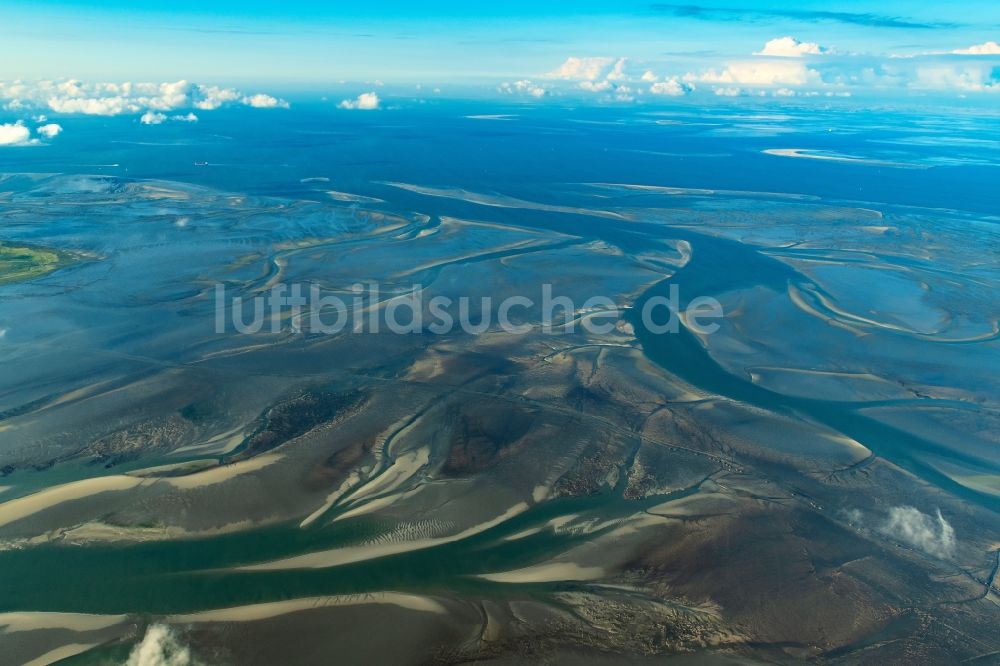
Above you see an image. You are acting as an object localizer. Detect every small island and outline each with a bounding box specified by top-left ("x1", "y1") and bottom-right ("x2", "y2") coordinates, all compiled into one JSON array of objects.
[{"x1": 0, "y1": 243, "x2": 73, "y2": 286}]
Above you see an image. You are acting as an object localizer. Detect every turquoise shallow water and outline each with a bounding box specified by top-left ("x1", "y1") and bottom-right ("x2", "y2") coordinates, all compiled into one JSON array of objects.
[
  {"x1": 0, "y1": 478, "x2": 701, "y2": 614},
  {"x1": 0, "y1": 103, "x2": 998, "y2": 214}
]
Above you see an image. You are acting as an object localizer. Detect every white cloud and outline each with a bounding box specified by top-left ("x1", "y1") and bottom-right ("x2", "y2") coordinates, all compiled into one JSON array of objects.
[
  {"x1": 713, "y1": 87, "x2": 743, "y2": 96},
  {"x1": 649, "y1": 78, "x2": 692, "y2": 96},
  {"x1": 141, "y1": 111, "x2": 200, "y2": 125},
  {"x1": 242, "y1": 93, "x2": 290, "y2": 109},
  {"x1": 756, "y1": 36, "x2": 825, "y2": 57},
  {"x1": 143, "y1": 80, "x2": 190, "y2": 110},
  {"x1": 546, "y1": 56, "x2": 616, "y2": 81},
  {"x1": 498, "y1": 80, "x2": 547, "y2": 98},
  {"x1": 140, "y1": 111, "x2": 167, "y2": 125},
  {"x1": 0, "y1": 79, "x2": 288, "y2": 117},
  {"x1": 915, "y1": 64, "x2": 1000, "y2": 92},
  {"x1": 695, "y1": 61, "x2": 820, "y2": 86},
  {"x1": 579, "y1": 80, "x2": 611, "y2": 92},
  {"x1": 0, "y1": 122, "x2": 31, "y2": 146},
  {"x1": 36, "y1": 122, "x2": 62, "y2": 138},
  {"x1": 641, "y1": 70, "x2": 658, "y2": 82},
  {"x1": 193, "y1": 85, "x2": 241, "y2": 110},
  {"x1": 881, "y1": 506, "x2": 956, "y2": 559},
  {"x1": 606, "y1": 57, "x2": 629, "y2": 81},
  {"x1": 126, "y1": 624, "x2": 192, "y2": 666},
  {"x1": 48, "y1": 96, "x2": 135, "y2": 116},
  {"x1": 952, "y1": 41, "x2": 1000, "y2": 55},
  {"x1": 338, "y1": 92, "x2": 381, "y2": 110}
]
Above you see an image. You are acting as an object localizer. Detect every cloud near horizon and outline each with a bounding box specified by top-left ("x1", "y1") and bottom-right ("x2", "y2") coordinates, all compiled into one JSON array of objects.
[
  {"x1": 36, "y1": 122, "x2": 62, "y2": 138},
  {"x1": 338, "y1": 91, "x2": 381, "y2": 109},
  {"x1": 0, "y1": 119, "x2": 65, "y2": 146},
  {"x1": 546, "y1": 56, "x2": 618, "y2": 81},
  {"x1": 0, "y1": 122, "x2": 32, "y2": 146},
  {"x1": 952, "y1": 40, "x2": 1000, "y2": 55},
  {"x1": 243, "y1": 93, "x2": 290, "y2": 109},
  {"x1": 498, "y1": 80, "x2": 548, "y2": 98},
  {"x1": 694, "y1": 60, "x2": 821, "y2": 86},
  {"x1": 649, "y1": 78, "x2": 692, "y2": 96},
  {"x1": 755, "y1": 36, "x2": 826, "y2": 57},
  {"x1": 0, "y1": 80, "x2": 289, "y2": 119}
]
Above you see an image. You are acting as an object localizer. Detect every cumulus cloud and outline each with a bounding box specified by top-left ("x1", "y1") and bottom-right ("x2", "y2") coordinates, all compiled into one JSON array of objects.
[
  {"x1": 0, "y1": 79, "x2": 288, "y2": 117},
  {"x1": 606, "y1": 58, "x2": 629, "y2": 81},
  {"x1": 498, "y1": 80, "x2": 547, "y2": 98},
  {"x1": 641, "y1": 70, "x2": 658, "y2": 82},
  {"x1": 242, "y1": 93, "x2": 290, "y2": 109},
  {"x1": 881, "y1": 506, "x2": 956, "y2": 558},
  {"x1": 756, "y1": 36, "x2": 826, "y2": 57},
  {"x1": 546, "y1": 56, "x2": 616, "y2": 81},
  {"x1": 0, "y1": 122, "x2": 31, "y2": 146},
  {"x1": 649, "y1": 77, "x2": 692, "y2": 96},
  {"x1": 36, "y1": 122, "x2": 62, "y2": 138},
  {"x1": 695, "y1": 61, "x2": 821, "y2": 86},
  {"x1": 193, "y1": 85, "x2": 240, "y2": 110},
  {"x1": 915, "y1": 64, "x2": 1000, "y2": 92},
  {"x1": 0, "y1": 120, "x2": 64, "y2": 145},
  {"x1": 579, "y1": 80, "x2": 612, "y2": 92},
  {"x1": 611, "y1": 84, "x2": 636, "y2": 102},
  {"x1": 141, "y1": 111, "x2": 199, "y2": 125},
  {"x1": 714, "y1": 87, "x2": 743, "y2": 96},
  {"x1": 48, "y1": 96, "x2": 134, "y2": 116},
  {"x1": 952, "y1": 41, "x2": 1000, "y2": 55},
  {"x1": 126, "y1": 624, "x2": 192, "y2": 666},
  {"x1": 140, "y1": 111, "x2": 167, "y2": 125},
  {"x1": 338, "y1": 92, "x2": 381, "y2": 110}
]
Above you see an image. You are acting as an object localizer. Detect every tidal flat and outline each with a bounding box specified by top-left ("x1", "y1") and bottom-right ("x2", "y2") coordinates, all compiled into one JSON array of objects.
[{"x1": 0, "y1": 107, "x2": 998, "y2": 664}]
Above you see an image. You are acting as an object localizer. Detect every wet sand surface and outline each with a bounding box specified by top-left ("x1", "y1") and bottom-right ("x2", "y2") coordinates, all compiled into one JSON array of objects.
[{"x1": 0, "y1": 107, "x2": 998, "y2": 663}]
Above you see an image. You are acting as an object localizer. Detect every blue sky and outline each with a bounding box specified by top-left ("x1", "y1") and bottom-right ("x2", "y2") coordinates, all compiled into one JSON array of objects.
[
  {"x1": 4, "y1": 1, "x2": 999, "y2": 82},
  {"x1": 0, "y1": 0, "x2": 998, "y2": 128}
]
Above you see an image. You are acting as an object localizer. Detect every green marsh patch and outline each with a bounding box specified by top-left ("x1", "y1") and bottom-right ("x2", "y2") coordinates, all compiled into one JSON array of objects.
[{"x1": 0, "y1": 243, "x2": 72, "y2": 286}]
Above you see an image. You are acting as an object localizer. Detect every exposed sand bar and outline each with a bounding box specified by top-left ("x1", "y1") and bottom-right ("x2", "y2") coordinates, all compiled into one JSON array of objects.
[
  {"x1": 326, "y1": 190, "x2": 383, "y2": 203},
  {"x1": 762, "y1": 148, "x2": 925, "y2": 169},
  {"x1": 169, "y1": 592, "x2": 445, "y2": 623},
  {"x1": 0, "y1": 476, "x2": 147, "y2": 528},
  {"x1": 479, "y1": 562, "x2": 605, "y2": 583},
  {"x1": 384, "y1": 182, "x2": 628, "y2": 220},
  {"x1": 587, "y1": 182, "x2": 820, "y2": 201},
  {"x1": 24, "y1": 643, "x2": 103, "y2": 666},
  {"x1": 243, "y1": 502, "x2": 529, "y2": 571},
  {"x1": 791, "y1": 282, "x2": 1000, "y2": 342},
  {"x1": 464, "y1": 114, "x2": 517, "y2": 120},
  {"x1": 0, "y1": 455, "x2": 285, "y2": 529},
  {"x1": 0, "y1": 611, "x2": 128, "y2": 634},
  {"x1": 332, "y1": 486, "x2": 421, "y2": 523},
  {"x1": 341, "y1": 447, "x2": 430, "y2": 508},
  {"x1": 300, "y1": 471, "x2": 363, "y2": 528},
  {"x1": 163, "y1": 453, "x2": 284, "y2": 490}
]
